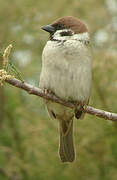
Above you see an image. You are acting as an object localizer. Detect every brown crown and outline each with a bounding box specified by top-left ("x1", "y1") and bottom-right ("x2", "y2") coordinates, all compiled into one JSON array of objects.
[{"x1": 52, "y1": 16, "x2": 88, "y2": 34}]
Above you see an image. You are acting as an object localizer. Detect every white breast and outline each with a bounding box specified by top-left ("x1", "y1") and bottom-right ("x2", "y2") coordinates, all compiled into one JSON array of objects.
[{"x1": 39, "y1": 38, "x2": 92, "y2": 103}]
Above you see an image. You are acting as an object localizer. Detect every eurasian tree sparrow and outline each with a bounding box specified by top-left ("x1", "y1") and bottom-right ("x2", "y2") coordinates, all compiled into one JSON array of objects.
[{"x1": 39, "y1": 16, "x2": 92, "y2": 162}]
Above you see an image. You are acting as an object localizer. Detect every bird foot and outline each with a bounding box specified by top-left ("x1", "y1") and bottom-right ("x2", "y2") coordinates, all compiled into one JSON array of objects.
[
  {"x1": 43, "y1": 88, "x2": 54, "y2": 95},
  {"x1": 74, "y1": 101, "x2": 86, "y2": 119},
  {"x1": 76, "y1": 101, "x2": 86, "y2": 111}
]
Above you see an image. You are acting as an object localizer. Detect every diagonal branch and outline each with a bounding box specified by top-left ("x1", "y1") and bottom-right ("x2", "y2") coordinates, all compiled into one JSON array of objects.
[{"x1": 5, "y1": 78, "x2": 117, "y2": 121}]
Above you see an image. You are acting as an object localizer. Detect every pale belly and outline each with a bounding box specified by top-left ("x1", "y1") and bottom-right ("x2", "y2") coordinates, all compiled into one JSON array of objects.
[{"x1": 39, "y1": 58, "x2": 91, "y2": 103}]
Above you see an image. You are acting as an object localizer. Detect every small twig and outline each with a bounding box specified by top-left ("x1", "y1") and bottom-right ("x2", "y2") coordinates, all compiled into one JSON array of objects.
[
  {"x1": 8, "y1": 62, "x2": 24, "y2": 82},
  {"x1": 5, "y1": 78, "x2": 117, "y2": 121}
]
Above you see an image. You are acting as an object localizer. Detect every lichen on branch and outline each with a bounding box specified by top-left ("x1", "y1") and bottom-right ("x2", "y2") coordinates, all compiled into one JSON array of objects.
[
  {"x1": 3, "y1": 44, "x2": 12, "y2": 69},
  {"x1": 0, "y1": 69, "x2": 14, "y2": 86},
  {"x1": 0, "y1": 44, "x2": 24, "y2": 86},
  {"x1": 0, "y1": 44, "x2": 14, "y2": 86}
]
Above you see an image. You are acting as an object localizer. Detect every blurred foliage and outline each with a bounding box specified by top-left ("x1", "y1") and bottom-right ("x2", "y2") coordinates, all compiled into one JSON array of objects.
[{"x1": 0, "y1": 0, "x2": 117, "y2": 179}]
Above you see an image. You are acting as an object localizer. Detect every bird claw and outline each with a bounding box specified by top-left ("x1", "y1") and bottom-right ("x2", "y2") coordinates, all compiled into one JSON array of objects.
[
  {"x1": 76, "y1": 101, "x2": 86, "y2": 111},
  {"x1": 43, "y1": 88, "x2": 54, "y2": 95},
  {"x1": 74, "y1": 101, "x2": 86, "y2": 119}
]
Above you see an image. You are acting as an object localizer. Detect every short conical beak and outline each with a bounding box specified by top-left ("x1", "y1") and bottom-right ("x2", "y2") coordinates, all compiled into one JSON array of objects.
[{"x1": 41, "y1": 24, "x2": 55, "y2": 33}]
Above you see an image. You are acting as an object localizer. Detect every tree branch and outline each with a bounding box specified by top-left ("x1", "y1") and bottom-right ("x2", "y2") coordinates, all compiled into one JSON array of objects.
[{"x1": 5, "y1": 78, "x2": 117, "y2": 121}]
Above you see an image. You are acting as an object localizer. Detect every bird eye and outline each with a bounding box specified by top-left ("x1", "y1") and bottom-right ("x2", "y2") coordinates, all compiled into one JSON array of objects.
[
  {"x1": 53, "y1": 24, "x2": 65, "y2": 30},
  {"x1": 60, "y1": 31, "x2": 72, "y2": 36}
]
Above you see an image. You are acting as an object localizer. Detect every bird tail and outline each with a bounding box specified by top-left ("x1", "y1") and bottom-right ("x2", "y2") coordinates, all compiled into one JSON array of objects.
[{"x1": 59, "y1": 119, "x2": 75, "y2": 163}]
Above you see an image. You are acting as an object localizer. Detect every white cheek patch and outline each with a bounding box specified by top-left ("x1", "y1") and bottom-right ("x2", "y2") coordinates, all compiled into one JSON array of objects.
[
  {"x1": 52, "y1": 29, "x2": 90, "y2": 42},
  {"x1": 53, "y1": 29, "x2": 74, "y2": 41}
]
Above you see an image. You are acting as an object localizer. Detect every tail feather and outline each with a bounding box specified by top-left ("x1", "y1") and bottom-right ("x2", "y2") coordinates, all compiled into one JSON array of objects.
[{"x1": 59, "y1": 119, "x2": 75, "y2": 162}]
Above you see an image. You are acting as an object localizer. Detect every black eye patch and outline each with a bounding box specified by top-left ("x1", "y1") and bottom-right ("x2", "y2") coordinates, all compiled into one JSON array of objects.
[{"x1": 60, "y1": 31, "x2": 72, "y2": 36}]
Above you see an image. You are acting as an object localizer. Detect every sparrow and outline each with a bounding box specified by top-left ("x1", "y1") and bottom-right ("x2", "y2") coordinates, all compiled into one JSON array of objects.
[{"x1": 39, "y1": 16, "x2": 92, "y2": 163}]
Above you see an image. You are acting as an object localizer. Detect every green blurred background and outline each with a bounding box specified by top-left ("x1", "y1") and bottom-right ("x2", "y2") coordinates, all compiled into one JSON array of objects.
[{"x1": 0, "y1": 0, "x2": 117, "y2": 179}]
